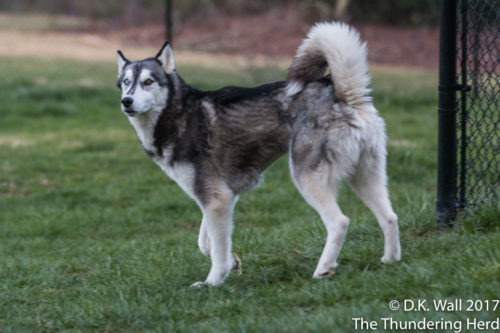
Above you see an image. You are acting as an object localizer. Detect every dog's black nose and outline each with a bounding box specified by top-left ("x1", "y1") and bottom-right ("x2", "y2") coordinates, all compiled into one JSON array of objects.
[{"x1": 121, "y1": 97, "x2": 134, "y2": 108}]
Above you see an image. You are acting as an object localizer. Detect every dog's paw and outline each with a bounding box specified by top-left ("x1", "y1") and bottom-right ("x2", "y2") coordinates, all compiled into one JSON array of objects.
[
  {"x1": 232, "y1": 253, "x2": 242, "y2": 275},
  {"x1": 190, "y1": 281, "x2": 208, "y2": 288},
  {"x1": 381, "y1": 253, "x2": 401, "y2": 264},
  {"x1": 204, "y1": 267, "x2": 231, "y2": 286},
  {"x1": 313, "y1": 261, "x2": 337, "y2": 279},
  {"x1": 190, "y1": 280, "x2": 223, "y2": 288},
  {"x1": 313, "y1": 270, "x2": 335, "y2": 279}
]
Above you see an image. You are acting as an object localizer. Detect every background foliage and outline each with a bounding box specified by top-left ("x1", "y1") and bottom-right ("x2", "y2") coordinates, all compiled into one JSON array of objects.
[{"x1": 0, "y1": 0, "x2": 441, "y2": 26}]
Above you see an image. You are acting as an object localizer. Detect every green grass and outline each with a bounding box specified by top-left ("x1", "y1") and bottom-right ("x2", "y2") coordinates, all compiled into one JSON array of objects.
[{"x1": 0, "y1": 57, "x2": 499, "y2": 332}]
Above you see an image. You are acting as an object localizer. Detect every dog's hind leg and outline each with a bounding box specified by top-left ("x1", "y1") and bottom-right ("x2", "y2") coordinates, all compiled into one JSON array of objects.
[
  {"x1": 348, "y1": 169, "x2": 401, "y2": 264},
  {"x1": 291, "y1": 163, "x2": 350, "y2": 278}
]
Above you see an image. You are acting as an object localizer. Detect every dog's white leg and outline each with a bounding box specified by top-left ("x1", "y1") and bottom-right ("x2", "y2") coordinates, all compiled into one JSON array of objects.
[
  {"x1": 204, "y1": 195, "x2": 236, "y2": 286},
  {"x1": 349, "y1": 175, "x2": 401, "y2": 264},
  {"x1": 291, "y1": 166, "x2": 350, "y2": 278},
  {"x1": 312, "y1": 196, "x2": 350, "y2": 278},
  {"x1": 198, "y1": 217, "x2": 210, "y2": 257},
  {"x1": 196, "y1": 188, "x2": 238, "y2": 287}
]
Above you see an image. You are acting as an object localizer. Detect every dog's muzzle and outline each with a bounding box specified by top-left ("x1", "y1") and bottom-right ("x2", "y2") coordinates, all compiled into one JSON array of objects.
[
  {"x1": 121, "y1": 97, "x2": 138, "y2": 116},
  {"x1": 124, "y1": 110, "x2": 138, "y2": 116},
  {"x1": 122, "y1": 97, "x2": 134, "y2": 108}
]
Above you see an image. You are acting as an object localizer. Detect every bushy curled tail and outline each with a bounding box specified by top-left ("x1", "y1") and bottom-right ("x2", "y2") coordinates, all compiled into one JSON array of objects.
[{"x1": 286, "y1": 22, "x2": 371, "y2": 107}]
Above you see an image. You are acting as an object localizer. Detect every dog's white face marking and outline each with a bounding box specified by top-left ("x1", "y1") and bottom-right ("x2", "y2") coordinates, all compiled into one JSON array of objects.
[{"x1": 120, "y1": 68, "x2": 168, "y2": 116}]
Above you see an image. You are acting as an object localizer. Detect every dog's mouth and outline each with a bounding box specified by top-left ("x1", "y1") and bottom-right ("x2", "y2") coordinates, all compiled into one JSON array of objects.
[{"x1": 123, "y1": 109, "x2": 139, "y2": 117}]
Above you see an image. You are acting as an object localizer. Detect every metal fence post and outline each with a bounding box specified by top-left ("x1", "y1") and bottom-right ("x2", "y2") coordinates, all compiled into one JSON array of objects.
[
  {"x1": 457, "y1": 0, "x2": 469, "y2": 208},
  {"x1": 436, "y1": 0, "x2": 458, "y2": 227},
  {"x1": 166, "y1": 0, "x2": 173, "y2": 43}
]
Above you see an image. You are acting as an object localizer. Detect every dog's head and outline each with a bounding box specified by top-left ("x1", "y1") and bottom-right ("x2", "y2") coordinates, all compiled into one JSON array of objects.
[{"x1": 116, "y1": 42, "x2": 175, "y2": 117}]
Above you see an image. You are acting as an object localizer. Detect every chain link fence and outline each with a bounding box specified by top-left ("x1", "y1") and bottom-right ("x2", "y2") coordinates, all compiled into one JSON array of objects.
[
  {"x1": 456, "y1": 0, "x2": 499, "y2": 208},
  {"x1": 437, "y1": 0, "x2": 498, "y2": 226}
]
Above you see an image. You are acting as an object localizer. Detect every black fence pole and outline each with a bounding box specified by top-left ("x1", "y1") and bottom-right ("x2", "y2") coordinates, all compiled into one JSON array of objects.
[
  {"x1": 458, "y1": 0, "x2": 469, "y2": 208},
  {"x1": 437, "y1": 0, "x2": 458, "y2": 227},
  {"x1": 166, "y1": 0, "x2": 173, "y2": 43}
]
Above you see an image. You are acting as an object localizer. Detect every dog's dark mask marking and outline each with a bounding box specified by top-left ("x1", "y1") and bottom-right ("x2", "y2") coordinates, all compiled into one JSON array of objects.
[{"x1": 117, "y1": 58, "x2": 169, "y2": 92}]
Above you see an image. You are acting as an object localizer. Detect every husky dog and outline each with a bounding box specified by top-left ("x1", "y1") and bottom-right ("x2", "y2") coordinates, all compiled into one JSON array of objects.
[{"x1": 116, "y1": 22, "x2": 401, "y2": 286}]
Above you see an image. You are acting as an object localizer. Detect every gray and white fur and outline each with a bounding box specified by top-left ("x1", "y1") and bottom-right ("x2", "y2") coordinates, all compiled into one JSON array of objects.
[{"x1": 116, "y1": 22, "x2": 401, "y2": 286}]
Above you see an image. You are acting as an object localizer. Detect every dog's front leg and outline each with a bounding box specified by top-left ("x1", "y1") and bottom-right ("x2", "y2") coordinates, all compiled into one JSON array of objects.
[
  {"x1": 193, "y1": 190, "x2": 238, "y2": 287},
  {"x1": 198, "y1": 217, "x2": 211, "y2": 257}
]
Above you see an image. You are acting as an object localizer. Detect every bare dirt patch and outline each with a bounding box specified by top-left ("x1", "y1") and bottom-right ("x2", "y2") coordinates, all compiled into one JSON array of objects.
[{"x1": 0, "y1": 30, "x2": 288, "y2": 69}]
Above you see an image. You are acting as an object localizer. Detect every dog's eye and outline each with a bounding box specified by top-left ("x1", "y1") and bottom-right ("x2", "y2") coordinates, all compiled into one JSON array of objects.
[
  {"x1": 123, "y1": 79, "x2": 130, "y2": 86},
  {"x1": 144, "y1": 79, "x2": 154, "y2": 86}
]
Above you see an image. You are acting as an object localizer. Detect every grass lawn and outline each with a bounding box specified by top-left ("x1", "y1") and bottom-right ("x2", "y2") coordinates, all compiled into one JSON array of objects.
[{"x1": 0, "y1": 56, "x2": 498, "y2": 332}]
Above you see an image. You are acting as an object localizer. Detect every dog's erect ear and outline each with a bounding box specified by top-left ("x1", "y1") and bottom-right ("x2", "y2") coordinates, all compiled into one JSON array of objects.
[
  {"x1": 156, "y1": 42, "x2": 175, "y2": 74},
  {"x1": 117, "y1": 50, "x2": 129, "y2": 76}
]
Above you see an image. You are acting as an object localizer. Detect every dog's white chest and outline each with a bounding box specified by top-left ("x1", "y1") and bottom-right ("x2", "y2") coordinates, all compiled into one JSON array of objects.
[
  {"x1": 154, "y1": 150, "x2": 197, "y2": 201},
  {"x1": 128, "y1": 114, "x2": 198, "y2": 202}
]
